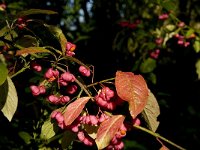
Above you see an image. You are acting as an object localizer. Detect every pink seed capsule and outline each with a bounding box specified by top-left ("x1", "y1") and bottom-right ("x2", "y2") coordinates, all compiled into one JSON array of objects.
[
  {"x1": 51, "y1": 110, "x2": 59, "y2": 119},
  {"x1": 59, "y1": 96, "x2": 70, "y2": 104},
  {"x1": 95, "y1": 95, "x2": 108, "y2": 107},
  {"x1": 155, "y1": 37, "x2": 163, "y2": 45},
  {"x1": 79, "y1": 66, "x2": 91, "y2": 77},
  {"x1": 39, "y1": 85, "x2": 46, "y2": 94},
  {"x1": 89, "y1": 115, "x2": 98, "y2": 125},
  {"x1": 83, "y1": 137, "x2": 94, "y2": 146},
  {"x1": 58, "y1": 79, "x2": 68, "y2": 86},
  {"x1": 47, "y1": 95, "x2": 60, "y2": 104},
  {"x1": 114, "y1": 141, "x2": 124, "y2": 150},
  {"x1": 111, "y1": 136, "x2": 118, "y2": 144},
  {"x1": 133, "y1": 118, "x2": 141, "y2": 126},
  {"x1": 44, "y1": 68, "x2": 54, "y2": 79},
  {"x1": 30, "y1": 85, "x2": 40, "y2": 96},
  {"x1": 55, "y1": 112, "x2": 64, "y2": 123},
  {"x1": 77, "y1": 131, "x2": 85, "y2": 141},
  {"x1": 71, "y1": 125, "x2": 79, "y2": 132},
  {"x1": 61, "y1": 72, "x2": 75, "y2": 82},
  {"x1": 85, "y1": 116, "x2": 91, "y2": 124},
  {"x1": 66, "y1": 84, "x2": 78, "y2": 94},
  {"x1": 66, "y1": 42, "x2": 76, "y2": 52},
  {"x1": 106, "y1": 102, "x2": 116, "y2": 111},
  {"x1": 31, "y1": 62, "x2": 42, "y2": 72}
]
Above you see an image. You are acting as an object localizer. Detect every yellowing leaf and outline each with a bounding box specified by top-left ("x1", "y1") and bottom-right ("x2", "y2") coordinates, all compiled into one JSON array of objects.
[
  {"x1": 95, "y1": 115, "x2": 125, "y2": 150},
  {"x1": 16, "y1": 47, "x2": 50, "y2": 56},
  {"x1": 44, "y1": 25, "x2": 67, "y2": 55},
  {"x1": 63, "y1": 97, "x2": 90, "y2": 126},
  {"x1": 40, "y1": 119, "x2": 58, "y2": 140},
  {"x1": 115, "y1": 71, "x2": 149, "y2": 118},
  {"x1": 17, "y1": 9, "x2": 58, "y2": 17},
  {"x1": 141, "y1": 91, "x2": 160, "y2": 132},
  {"x1": 0, "y1": 62, "x2": 8, "y2": 85},
  {"x1": 0, "y1": 77, "x2": 18, "y2": 121}
]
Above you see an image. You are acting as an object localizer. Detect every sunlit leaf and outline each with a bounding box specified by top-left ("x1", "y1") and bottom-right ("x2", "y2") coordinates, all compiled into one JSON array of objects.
[
  {"x1": 165, "y1": 24, "x2": 176, "y2": 31},
  {"x1": 95, "y1": 115, "x2": 125, "y2": 150},
  {"x1": 115, "y1": 71, "x2": 149, "y2": 118},
  {"x1": 0, "y1": 77, "x2": 18, "y2": 121},
  {"x1": 40, "y1": 119, "x2": 58, "y2": 140},
  {"x1": 63, "y1": 97, "x2": 90, "y2": 126},
  {"x1": 16, "y1": 47, "x2": 51, "y2": 56},
  {"x1": 0, "y1": 62, "x2": 8, "y2": 85},
  {"x1": 17, "y1": 9, "x2": 58, "y2": 17},
  {"x1": 141, "y1": 91, "x2": 160, "y2": 132}
]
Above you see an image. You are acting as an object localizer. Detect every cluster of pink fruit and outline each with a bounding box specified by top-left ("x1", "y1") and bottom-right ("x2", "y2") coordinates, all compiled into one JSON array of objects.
[
  {"x1": 30, "y1": 65, "x2": 90, "y2": 99},
  {"x1": 174, "y1": 33, "x2": 191, "y2": 47},
  {"x1": 50, "y1": 108, "x2": 132, "y2": 149},
  {"x1": 95, "y1": 86, "x2": 124, "y2": 111},
  {"x1": 30, "y1": 42, "x2": 91, "y2": 102},
  {"x1": 28, "y1": 41, "x2": 143, "y2": 149}
]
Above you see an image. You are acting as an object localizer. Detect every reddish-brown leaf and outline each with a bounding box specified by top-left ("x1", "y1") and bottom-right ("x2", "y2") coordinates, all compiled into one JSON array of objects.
[
  {"x1": 115, "y1": 71, "x2": 149, "y2": 118},
  {"x1": 95, "y1": 115, "x2": 125, "y2": 150},
  {"x1": 63, "y1": 97, "x2": 90, "y2": 126}
]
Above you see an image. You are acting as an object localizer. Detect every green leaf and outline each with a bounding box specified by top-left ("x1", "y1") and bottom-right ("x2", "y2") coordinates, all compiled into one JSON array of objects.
[
  {"x1": 165, "y1": 24, "x2": 176, "y2": 31},
  {"x1": 44, "y1": 25, "x2": 67, "y2": 55},
  {"x1": 40, "y1": 119, "x2": 58, "y2": 140},
  {"x1": 141, "y1": 91, "x2": 160, "y2": 132},
  {"x1": 127, "y1": 38, "x2": 138, "y2": 53},
  {"x1": 0, "y1": 77, "x2": 18, "y2": 122},
  {"x1": 17, "y1": 9, "x2": 58, "y2": 17},
  {"x1": 0, "y1": 62, "x2": 8, "y2": 85},
  {"x1": 61, "y1": 131, "x2": 76, "y2": 149},
  {"x1": 16, "y1": 35, "x2": 39, "y2": 48},
  {"x1": 0, "y1": 26, "x2": 18, "y2": 46},
  {"x1": 195, "y1": 59, "x2": 200, "y2": 79},
  {"x1": 16, "y1": 47, "x2": 51, "y2": 56},
  {"x1": 147, "y1": 73, "x2": 157, "y2": 84},
  {"x1": 161, "y1": 0, "x2": 177, "y2": 11},
  {"x1": 185, "y1": 29, "x2": 195, "y2": 38},
  {"x1": 193, "y1": 40, "x2": 200, "y2": 53},
  {"x1": 140, "y1": 58, "x2": 157, "y2": 73},
  {"x1": 18, "y1": 131, "x2": 32, "y2": 144}
]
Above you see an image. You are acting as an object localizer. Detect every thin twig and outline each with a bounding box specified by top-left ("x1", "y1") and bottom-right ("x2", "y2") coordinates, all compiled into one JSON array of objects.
[{"x1": 133, "y1": 125, "x2": 187, "y2": 150}]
